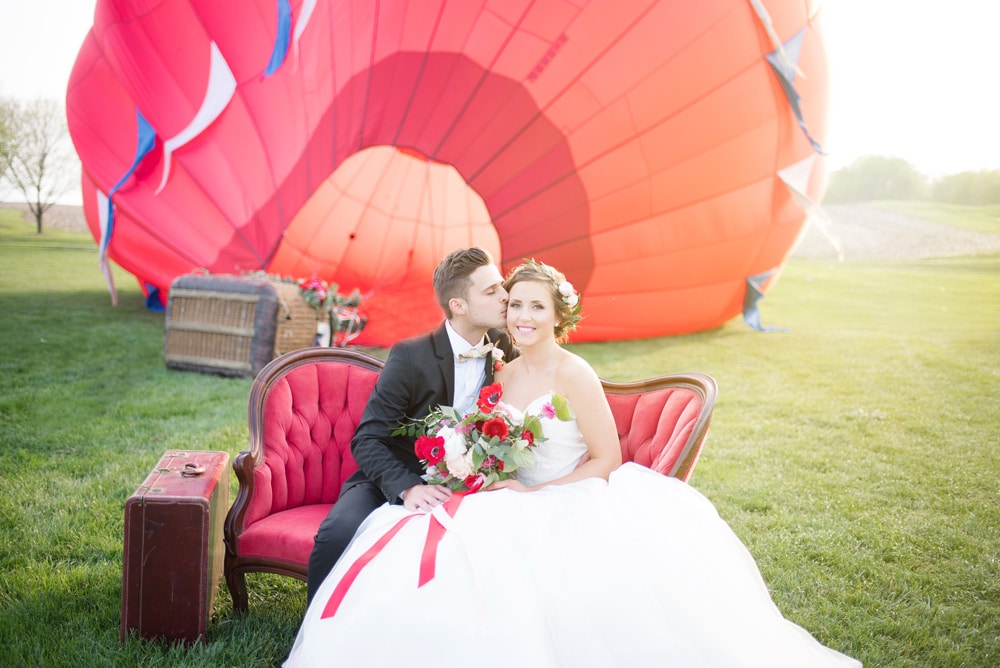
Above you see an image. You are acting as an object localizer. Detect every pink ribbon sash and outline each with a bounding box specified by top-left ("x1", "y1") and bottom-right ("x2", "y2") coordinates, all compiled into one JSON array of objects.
[{"x1": 321, "y1": 493, "x2": 466, "y2": 619}]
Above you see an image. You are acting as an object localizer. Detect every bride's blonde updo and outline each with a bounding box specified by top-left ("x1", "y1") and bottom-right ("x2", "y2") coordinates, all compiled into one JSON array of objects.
[{"x1": 503, "y1": 259, "x2": 582, "y2": 341}]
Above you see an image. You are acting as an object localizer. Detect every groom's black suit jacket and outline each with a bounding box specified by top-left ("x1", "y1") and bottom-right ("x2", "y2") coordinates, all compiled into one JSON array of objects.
[{"x1": 344, "y1": 323, "x2": 517, "y2": 504}]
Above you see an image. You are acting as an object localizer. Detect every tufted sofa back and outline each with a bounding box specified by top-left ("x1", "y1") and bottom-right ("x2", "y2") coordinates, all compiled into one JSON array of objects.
[
  {"x1": 602, "y1": 374, "x2": 715, "y2": 482},
  {"x1": 232, "y1": 348, "x2": 715, "y2": 534},
  {"x1": 240, "y1": 349, "x2": 382, "y2": 530}
]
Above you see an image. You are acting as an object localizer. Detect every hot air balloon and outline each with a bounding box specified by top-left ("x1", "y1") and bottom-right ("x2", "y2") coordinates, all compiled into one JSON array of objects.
[{"x1": 66, "y1": 0, "x2": 829, "y2": 344}]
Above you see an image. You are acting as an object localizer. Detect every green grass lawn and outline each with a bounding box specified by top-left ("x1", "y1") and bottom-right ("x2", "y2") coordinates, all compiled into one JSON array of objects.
[{"x1": 1, "y1": 207, "x2": 998, "y2": 667}]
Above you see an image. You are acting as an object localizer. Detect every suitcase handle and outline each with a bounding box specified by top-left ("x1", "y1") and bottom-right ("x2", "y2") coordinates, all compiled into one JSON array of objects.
[{"x1": 181, "y1": 462, "x2": 206, "y2": 477}]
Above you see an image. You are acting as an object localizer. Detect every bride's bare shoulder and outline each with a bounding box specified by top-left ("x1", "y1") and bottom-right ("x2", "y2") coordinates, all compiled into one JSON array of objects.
[
  {"x1": 555, "y1": 349, "x2": 600, "y2": 386},
  {"x1": 494, "y1": 356, "x2": 521, "y2": 381}
]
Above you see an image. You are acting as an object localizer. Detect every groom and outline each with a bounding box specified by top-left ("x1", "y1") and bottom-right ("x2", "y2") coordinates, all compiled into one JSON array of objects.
[{"x1": 306, "y1": 247, "x2": 517, "y2": 602}]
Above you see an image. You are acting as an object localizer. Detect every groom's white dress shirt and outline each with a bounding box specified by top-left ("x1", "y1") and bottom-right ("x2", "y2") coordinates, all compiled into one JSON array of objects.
[{"x1": 445, "y1": 320, "x2": 487, "y2": 416}]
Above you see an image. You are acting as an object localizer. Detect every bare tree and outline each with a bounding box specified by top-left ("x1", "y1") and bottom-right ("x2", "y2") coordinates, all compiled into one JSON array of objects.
[
  {"x1": 0, "y1": 98, "x2": 15, "y2": 182},
  {"x1": 0, "y1": 98, "x2": 78, "y2": 234}
]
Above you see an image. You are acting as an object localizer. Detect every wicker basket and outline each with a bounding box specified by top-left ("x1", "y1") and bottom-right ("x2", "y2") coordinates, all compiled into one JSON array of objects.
[
  {"x1": 164, "y1": 275, "x2": 319, "y2": 377},
  {"x1": 271, "y1": 280, "x2": 321, "y2": 356}
]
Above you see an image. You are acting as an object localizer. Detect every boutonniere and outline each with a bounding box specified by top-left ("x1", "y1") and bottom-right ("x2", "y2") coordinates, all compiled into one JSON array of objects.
[{"x1": 491, "y1": 347, "x2": 505, "y2": 372}]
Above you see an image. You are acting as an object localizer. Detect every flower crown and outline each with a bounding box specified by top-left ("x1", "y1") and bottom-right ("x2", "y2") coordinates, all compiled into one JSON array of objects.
[
  {"x1": 521, "y1": 259, "x2": 581, "y2": 309},
  {"x1": 557, "y1": 279, "x2": 580, "y2": 312}
]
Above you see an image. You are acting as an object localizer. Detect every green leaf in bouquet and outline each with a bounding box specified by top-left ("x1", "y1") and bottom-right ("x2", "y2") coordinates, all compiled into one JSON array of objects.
[
  {"x1": 550, "y1": 394, "x2": 572, "y2": 421},
  {"x1": 482, "y1": 471, "x2": 501, "y2": 487},
  {"x1": 470, "y1": 447, "x2": 487, "y2": 470},
  {"x1": 391, "y1": 422, "x2": 418, "y2": 437},
  {"x1": 493, "y1": 446, "x2": 512, "y2": 463},
  {"x1": 437, "y1": 405, "x2": 463, "y2": 423},
  {"x1": 507, "y1": 448, "x2": 536, "y2": 470},
  {"x1": 520, "y1": 415, "x2": 546, "y2": 442},
  {"x1": 496, "y1": 453, "x2": 517, "y2": 474}
]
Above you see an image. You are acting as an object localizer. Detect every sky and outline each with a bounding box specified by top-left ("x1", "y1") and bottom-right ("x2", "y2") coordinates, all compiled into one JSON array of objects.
[{"x1": 1, "y1": 0, "x2": 998, "y2": 183}]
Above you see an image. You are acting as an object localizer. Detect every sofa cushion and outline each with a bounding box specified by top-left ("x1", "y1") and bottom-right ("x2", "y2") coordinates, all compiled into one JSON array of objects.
[{"x1": 238, "y1": 504, "x2": 334, "y2": 566}]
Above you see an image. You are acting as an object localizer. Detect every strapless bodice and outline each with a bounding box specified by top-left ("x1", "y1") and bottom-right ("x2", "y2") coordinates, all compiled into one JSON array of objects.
[{"x1": 500, "y1": 393, "x2": 588, "y2": 488}]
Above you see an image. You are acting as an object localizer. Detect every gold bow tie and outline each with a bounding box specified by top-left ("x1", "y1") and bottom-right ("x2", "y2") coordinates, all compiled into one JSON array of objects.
[{"x1": 457, "y1": 342, "x2": 494, "y2": 362}]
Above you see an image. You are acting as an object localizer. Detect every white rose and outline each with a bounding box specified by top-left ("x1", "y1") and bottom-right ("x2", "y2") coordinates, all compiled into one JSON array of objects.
[
  {"x1": 444, "y1": 451, "x2": 475, "y2": 479},
  {"x1": 558, "y1": 281, "x2": 574, "y2": 297},
  {"x1": 438, "y1": 427, "x2": 466, "y2": 458},
  {"x1": 565, "y1": 293, "x2": 579, "y2": 307},
  {"x1": 493, "y1": 404, "x2": 514, "y2": 421}
]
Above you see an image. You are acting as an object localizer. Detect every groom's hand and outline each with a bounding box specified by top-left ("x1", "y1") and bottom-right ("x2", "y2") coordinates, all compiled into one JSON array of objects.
[{"x1": 401, "y1": 484, "x2": 452, "y2": 512}]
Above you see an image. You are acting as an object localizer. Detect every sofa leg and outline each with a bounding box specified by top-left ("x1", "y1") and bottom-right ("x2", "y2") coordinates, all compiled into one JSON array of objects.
[{"x1": 226, "y1": 569, "x2": 249, "y2": 612}]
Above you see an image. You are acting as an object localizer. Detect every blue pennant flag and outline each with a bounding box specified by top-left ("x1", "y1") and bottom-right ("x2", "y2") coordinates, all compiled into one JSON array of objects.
[
  {"x1": 765, "y1": 29, "x2": 825, "y2": 155},
  {"x1": 742, "y1": 270, "x2": 790, "y2": 333}
]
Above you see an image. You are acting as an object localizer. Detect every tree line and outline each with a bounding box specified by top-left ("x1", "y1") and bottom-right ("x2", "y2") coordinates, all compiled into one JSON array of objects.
[
  {"x1": 0, "y1": 97, "x2": 77, "y2": 233},
  {"x1": 825, "y1": 155, "x2": 1000, "y2": 205}
]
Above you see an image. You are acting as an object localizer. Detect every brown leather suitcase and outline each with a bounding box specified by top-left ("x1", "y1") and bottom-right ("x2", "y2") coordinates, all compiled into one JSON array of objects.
[{"x1": 121, "y1": 450, "x2": 230, "y2": 644}]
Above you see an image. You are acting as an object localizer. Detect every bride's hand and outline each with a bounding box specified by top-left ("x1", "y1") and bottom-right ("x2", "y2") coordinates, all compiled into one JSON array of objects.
[{"x1": 485, "y1": 479, "x2": 529, "y2": 493}]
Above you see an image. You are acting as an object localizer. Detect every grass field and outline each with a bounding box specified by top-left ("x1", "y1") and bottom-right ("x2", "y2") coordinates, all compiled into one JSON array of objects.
[{"x1": 1, "y1": 207, "x2": 998, "y2": 667}]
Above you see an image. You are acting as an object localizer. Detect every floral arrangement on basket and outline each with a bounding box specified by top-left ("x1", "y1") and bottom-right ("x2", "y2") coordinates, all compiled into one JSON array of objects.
[
  {"x1": 393, "y1": 382, "x2": 570, "y2": 492},
  {"x1": 296, "y1": 278, "x2": 368, "y2": 345},
  {"x1": 296, "y1": 277, "x2": 342, "y2": 312},
  {"x1": 245, "y1": 272, "x2": 368, "y2": 346}
]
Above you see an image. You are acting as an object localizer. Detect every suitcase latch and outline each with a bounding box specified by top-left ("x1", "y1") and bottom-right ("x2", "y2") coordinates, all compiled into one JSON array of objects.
[{"x1": 181, "y1": 462, "x2": 207, "y2": 477}]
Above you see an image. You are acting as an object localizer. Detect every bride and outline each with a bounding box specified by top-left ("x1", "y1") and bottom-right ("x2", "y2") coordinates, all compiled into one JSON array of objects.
[{"x1": 284, "y1": 260, "x2": 861, "y2": 667}]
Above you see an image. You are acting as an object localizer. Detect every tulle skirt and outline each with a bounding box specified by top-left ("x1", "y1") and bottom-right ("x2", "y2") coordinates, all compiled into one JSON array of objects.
[{"x1": 285, "y1": 463, "x2": 860, "y2": 667}]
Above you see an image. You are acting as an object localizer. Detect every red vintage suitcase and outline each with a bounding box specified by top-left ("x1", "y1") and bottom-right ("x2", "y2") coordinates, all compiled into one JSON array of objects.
[{"x1": 121, "y1": 450, "x2": 230, "y2": 644}]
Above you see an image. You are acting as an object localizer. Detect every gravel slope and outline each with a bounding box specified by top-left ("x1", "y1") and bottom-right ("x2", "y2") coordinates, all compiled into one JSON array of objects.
[{"x1": 791, "y1": 203, "x2": 1000, "y2": 260}]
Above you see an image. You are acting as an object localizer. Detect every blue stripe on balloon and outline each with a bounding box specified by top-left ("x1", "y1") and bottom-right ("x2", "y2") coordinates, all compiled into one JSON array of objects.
[
  {"x1": 103, "y1": 109, "x2": 157, "y2": 254},
  {"x1": 264, "y1": 0, "x2": 293, "y2": 77}
]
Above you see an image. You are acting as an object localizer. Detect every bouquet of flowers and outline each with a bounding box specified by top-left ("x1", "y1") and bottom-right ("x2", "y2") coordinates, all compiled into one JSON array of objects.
[{"x1": 393, "y1": 382, "x2": 559, "y2": 492}]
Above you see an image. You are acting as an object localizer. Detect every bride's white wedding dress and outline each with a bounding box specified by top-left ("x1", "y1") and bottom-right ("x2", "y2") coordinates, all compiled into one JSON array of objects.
[{"x1": 285, "y1": 395, "x2": 860, "y2": 667}]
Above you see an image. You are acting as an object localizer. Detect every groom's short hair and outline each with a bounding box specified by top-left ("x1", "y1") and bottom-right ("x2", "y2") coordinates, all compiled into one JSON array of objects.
[{"x1": 433, "y1": 247, "x2": 495, "y2": 317}]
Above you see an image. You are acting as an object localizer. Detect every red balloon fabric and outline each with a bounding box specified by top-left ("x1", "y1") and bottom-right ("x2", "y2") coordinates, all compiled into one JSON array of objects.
[{"x1": 67, "y1": 0, "x2": 829, "y2": 344}]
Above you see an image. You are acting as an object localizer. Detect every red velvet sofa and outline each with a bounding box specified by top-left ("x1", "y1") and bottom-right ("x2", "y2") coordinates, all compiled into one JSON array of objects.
[{"x1": 223, "y1": 347, "x2": 717, "y2": 611}]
